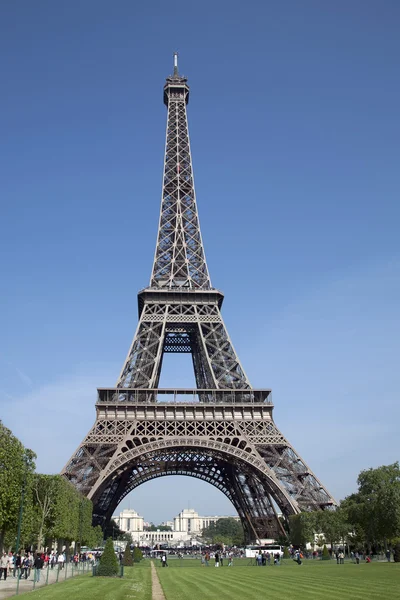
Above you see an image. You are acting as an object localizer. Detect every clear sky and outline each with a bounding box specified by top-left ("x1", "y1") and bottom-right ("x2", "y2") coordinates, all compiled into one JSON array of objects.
[{"x1": 1, "y1": 1, "x2": 399, "y2": 524}]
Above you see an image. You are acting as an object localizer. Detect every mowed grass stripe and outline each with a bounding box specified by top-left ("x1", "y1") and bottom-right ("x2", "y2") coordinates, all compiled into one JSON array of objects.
[
  {"x1": 16, "y1": 565, "x2": 152, "y2": 600},
  {"x1": 160, "y1": 570, "x2": 268, "y2": 600},
  {"x1": 158, "y1": 562, "x2": 400, "y2": 600}
]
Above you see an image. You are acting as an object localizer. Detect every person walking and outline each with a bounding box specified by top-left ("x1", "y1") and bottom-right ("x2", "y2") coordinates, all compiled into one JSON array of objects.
[
  {"x1": 14, "y1": 554, "x2": 21, "y2": 578},
  {"x1": 293, "y1": 550, "x2": 302, "y2": 565},
  {"x1": 33, "y1": 554, "x2": 44, "y2": 583},
  {"x1": 214, "y1": 552, "x2": 220, "y2": 567},
  {"x1": 0, "y1": 552, "x2": 8, "y2": 580},
  {"x1": 7, "y1": 553, "x2": 14, "y2": 578},
  {"x1": 20, "y1": 556, "x2": 30, "y2": 580}
]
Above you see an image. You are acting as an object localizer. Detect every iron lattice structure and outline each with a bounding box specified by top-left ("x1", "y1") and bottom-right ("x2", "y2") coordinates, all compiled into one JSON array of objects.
[{"x1": 62, "y1": 55, "x2": 336, "y2": 541}]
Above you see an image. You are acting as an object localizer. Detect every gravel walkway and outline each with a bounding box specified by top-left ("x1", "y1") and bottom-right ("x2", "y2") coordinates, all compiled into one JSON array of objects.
[{"x1": 150, "y1": 561, "x2": 166, "y2": 600}]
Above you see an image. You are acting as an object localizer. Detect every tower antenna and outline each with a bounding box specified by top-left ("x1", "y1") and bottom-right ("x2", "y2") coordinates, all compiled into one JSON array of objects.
[{"x1": 173, "y1": 52, "x2": 178, "y2": 76}]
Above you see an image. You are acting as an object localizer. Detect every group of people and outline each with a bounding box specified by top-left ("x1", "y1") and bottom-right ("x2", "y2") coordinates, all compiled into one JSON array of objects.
[
  {"x1": 0, "y1": 550, "x2": 81, "y2": 582},
  {"x1": 335, "y1": 549, "x2": 345, "y2": 564},
  {"x1": 201, "y1": 551, "x2": 234, "y2": 567},
  {"x1": 0, "y1": 551, "x2": 43, "y2": 581},
  {"x1": 255, "y1": 551, "x2": 281, "y2": 566}
]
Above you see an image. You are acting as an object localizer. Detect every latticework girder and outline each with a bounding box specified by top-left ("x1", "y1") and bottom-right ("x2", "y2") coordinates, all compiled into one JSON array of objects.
[
  {"x1": 63, "y1": 400, "x2": 336, "y2": 540},
  {"x1": 151, "y1": 69, "x2": 210, "y2": 290},
  {"x1": 117, "y1": 298, "x2": 251, "y2": 390},
  {"x1": 62, "y1": 56, "x2": 337, "y2": 542}
]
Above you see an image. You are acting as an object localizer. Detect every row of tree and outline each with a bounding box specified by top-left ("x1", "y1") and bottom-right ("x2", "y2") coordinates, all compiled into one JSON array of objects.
[
  {"x1": 0, "y1": 421, "x2": 102, "y2": 553},
  {"x1": 289, "y1": 462, "x2": 400, "y2": 553},
  {"x1": 202, "y1": 517, "x2": 245, "y2": 547}
]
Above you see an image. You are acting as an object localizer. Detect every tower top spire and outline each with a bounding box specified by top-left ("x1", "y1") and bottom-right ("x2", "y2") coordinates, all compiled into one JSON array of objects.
[{"x1": 164, "y1": 53, "x2": 189, "y2": 105}]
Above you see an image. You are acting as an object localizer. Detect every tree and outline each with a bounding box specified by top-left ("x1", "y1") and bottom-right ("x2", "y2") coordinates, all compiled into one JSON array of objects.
[
  {"x1": 394, "y1": 542, "x2": 400, "y2": 563},
  {"x1": 202, "y1": 518, "x2": 244, "y2": 546},
  {"x1": 105, "y1": 518, "x2": 124, "y2": 540},
  {"x1": 33, "y1": 474, "x2": 58, "y2": 550},
  {"x1": 0, "y1": 422, "x2": 36, "y2": 552},
  {"x1": 133, "y1": 546, "x2": 143, "y2": 563},
  {"x1": 316, "y1": 508, "x2": 350, "y2": 551},
  {"x1": 144, "y1": 523, "x2": 172, "y2": 532},
  {"x1": 97, "y1": 537, "x2": 119, "y2": 576},
  {"x1": 90, "y1": 525, "x2": 104, "y2": 549},
  {"x1": 342, "y1": 463, "x2": 400, "y2": 550},
  {"x1": 322, "y1": 544, "x2": 330, "y2": 560},
  {"x1": 289, "y1": 512, "x2": 317, "y2": 548},
  {"x1": 123, "y1": 543, "x2": 134, "y2": 566}
]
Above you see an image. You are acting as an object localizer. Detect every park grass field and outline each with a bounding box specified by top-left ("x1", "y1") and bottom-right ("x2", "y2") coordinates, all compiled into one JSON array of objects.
[
  {"x1": 157, "y1": 559, "x2": 400, "y2": 600},
  {"x1": 15, "y1": 564, "x2": 151, "y2": 600},
  {"x1": 12, "y1": 559, "x2": 400, "y2": 600}
]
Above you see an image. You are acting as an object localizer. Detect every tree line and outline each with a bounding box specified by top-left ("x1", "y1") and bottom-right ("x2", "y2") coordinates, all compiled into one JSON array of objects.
[
  {"x1": 0, "y1": 421, "x2": 102, "y2": 553},
  {"x1": 288, "y1": 462, "x2": 400, "y2": 555}
]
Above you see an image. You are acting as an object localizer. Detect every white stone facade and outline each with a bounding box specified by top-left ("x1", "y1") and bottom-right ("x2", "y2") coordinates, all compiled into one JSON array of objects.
[
  {"x1": 113, "y1": 509, "x2": 144, "y2": 534},
  {"x1": 173, "y1": 508, "x2": 240, "y2": 536},
  {"x1": 113, "y1": 507, "x2": 239, "y2": 546}
]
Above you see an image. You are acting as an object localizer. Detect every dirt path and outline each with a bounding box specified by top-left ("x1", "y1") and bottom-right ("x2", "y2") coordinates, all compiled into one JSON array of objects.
[{"x1": 150, "y1": 561, "x2": 166, "y2": 600}]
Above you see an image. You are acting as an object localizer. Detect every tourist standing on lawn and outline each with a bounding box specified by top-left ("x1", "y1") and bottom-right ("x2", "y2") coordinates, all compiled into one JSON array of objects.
[{"x1": 215, "y1": 551, "x2": 220, "y2": 567}]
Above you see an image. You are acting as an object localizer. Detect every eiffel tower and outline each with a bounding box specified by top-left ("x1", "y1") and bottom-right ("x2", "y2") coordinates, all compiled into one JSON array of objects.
[{"x1": 62, "y1": 54, "x2": 336, "y2": 541}]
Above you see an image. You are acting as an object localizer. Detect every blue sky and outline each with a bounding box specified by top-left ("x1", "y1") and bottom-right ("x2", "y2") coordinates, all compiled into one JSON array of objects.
[{"x1": 1, "y1": 1, "x2": 399, "y2": 524}]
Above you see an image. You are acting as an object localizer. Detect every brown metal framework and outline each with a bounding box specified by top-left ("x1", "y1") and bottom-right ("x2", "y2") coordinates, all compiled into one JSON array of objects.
[{"x1": 62, "y1": 55, "x2": 336, "y2": 541}]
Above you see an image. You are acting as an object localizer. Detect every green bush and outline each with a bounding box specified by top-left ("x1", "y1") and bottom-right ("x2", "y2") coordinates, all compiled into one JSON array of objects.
[
  {"x1": 123, "y1": 542, "x2": 134, "y2": 566},
  {"x1": 322, "y1": 544, "x2": 330, "y2": 560},
  {"x1": 283, "y1": 546, "x2": 290, "y2": 559},
  {"x1": 133, "y1": 546, "x2": 143, "y2": 563},
  {"x1": 394, "y1": 543, "x2": 400, "y2": 563},
  {"x1": 97, "y1": 537, "x2": 119, "y2": 577}
]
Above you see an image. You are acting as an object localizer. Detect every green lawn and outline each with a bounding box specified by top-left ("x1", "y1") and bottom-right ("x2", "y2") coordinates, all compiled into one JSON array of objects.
[
  {"x1": 13, "y1": 559, "x2": 400, "y2": 600},
  {"x1": 16, "y1": 564, "x2": 151, "y2": 600},
  {"x1": 157, "y1": 559, "x2": 400, "y2": 600}
]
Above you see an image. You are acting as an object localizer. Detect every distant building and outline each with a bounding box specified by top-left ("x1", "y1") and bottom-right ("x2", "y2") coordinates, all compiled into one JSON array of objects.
[
  {"x1": 161, "y1": 520, "x2": 174, "y2": 529},
  {"x1": 113, "y1": 509, "x2": 144, "y2": 533},
  {"x1": 112, "y1": 507, "x2": 239, "y2": 546},
  {"x1": 173, "y1": 508, "x2": 240, "y2": 536}
]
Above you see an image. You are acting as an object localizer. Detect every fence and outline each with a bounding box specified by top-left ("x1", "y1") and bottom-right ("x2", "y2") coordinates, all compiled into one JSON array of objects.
[{"x1": 4, "y1": 560, "x2": 92, "y2": 597}]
